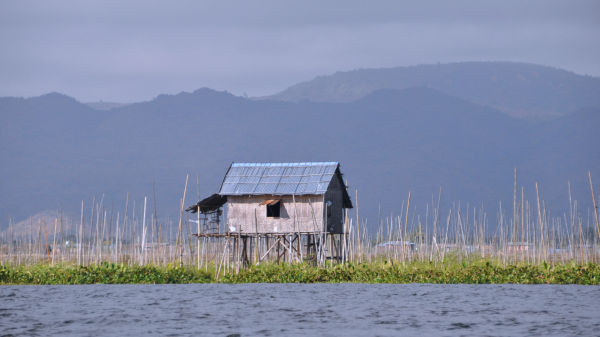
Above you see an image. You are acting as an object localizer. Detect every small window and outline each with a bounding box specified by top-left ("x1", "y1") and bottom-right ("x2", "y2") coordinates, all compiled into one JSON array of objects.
[
  {"x1": 266, "y1": 201, "x2": 281, "y2": 218},
  {"x1": 326, "y1": 200, "x2": 333, "y2": 217}
]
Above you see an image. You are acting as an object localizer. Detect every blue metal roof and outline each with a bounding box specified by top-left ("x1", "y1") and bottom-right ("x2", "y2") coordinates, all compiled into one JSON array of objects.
[{"x1": 219, "y1": 162, "x2": 340, "y2": 196}]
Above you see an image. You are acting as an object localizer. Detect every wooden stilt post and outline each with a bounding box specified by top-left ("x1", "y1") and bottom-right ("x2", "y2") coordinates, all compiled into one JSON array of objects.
[
  {"x1": 243, "y1": 237, "x2": 249, "y2": 267},
  {"x1": 277, "y1": 235, "x2": 281, "y2": 264},
  {"x1": 306, "y1": 234, "x2": 311, "y2": 260},
  {"x1": 296, "y1": 233, "x2": 301, "y2": 262},
  {"x1": 236, "y1": 231, "x2": 241, "y2": 272},
  {"x1": 265, "y1": 236, "x2": 270, "y2": 262}
]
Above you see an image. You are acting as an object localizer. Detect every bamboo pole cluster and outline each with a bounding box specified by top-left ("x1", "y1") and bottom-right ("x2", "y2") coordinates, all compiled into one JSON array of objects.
[{"x1": 1, "y1": 172, "x2": 599, "y2": 269}]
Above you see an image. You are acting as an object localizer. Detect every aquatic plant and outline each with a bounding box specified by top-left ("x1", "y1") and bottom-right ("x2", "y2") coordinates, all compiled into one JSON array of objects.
[
  {"x1": 2, "y1": 261, "x2": 598, "y2": 285},
  {"x1": 221, "y1": 261, "x2": 600, "y2": 285},
  {"x1": 0, "y1": 262, "x2": 213, "y2": 285}
]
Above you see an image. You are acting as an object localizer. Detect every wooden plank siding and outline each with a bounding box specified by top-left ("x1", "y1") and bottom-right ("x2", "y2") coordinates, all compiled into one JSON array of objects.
[
  {"x1": 226, "y1": 195, "x2": 326, "y2": 233},
  {"x1": 324, "y1": 173, "x2": 345, "y2": 233}
]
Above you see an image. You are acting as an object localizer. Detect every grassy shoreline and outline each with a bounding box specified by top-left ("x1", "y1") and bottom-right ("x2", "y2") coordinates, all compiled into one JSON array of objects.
[{"x1": 1, "y1": 261, "x2": 599, "y2": 285}]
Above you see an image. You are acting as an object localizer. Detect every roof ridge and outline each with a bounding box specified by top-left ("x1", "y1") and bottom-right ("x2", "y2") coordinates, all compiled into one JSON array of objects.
[{"x1": 231, "y1": 162, "x2": 339, "y2": 167}]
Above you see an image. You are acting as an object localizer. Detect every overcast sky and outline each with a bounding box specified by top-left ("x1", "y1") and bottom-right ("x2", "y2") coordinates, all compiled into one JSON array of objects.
[{"x1": 1, "y1": 0, "x2": 599, "y2": 102}]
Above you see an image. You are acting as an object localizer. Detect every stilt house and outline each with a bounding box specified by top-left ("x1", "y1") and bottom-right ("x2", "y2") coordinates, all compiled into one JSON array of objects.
[
  {"x1": 219, "y1": 162, "x2": 353, "y2": 234},
  {"x1": 186, "y1": 162, "x2": 354, "y2": 265}
]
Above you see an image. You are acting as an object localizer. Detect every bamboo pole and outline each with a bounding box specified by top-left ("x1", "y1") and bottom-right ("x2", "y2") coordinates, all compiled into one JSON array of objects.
[
  {"x1": 78, "y1": 200, "x2": 84, "y2": 266},
  {"x1": 589, "y1": 171, "x2": 600, "y2": 241},
  {"x1": 177, "y1": 174, "x2": 189, "y2": 267},
  {"x1": 513, "y1": 168, "x2": 517, "y2": 244},
  {"x1": 521, "y1": 186, "x2": 525, "y2": 261},
  {"x1": 355, "y1": 189, "x2": 360, "y2": 263},
  {"x1": 115, "y1": 212, "x2": 120, "y2": 263},
  {"x1": 122, "y1": 193, "x2": 129, "y2": 264},
  {"x1": 197, "y1": 206, "x2": 201, "y2": 269},
  {"x1": 536, "y1": 182, "x2": 544, "y2": 261},
  {"x1": 140, "y1": 196, "x2": 147, "y2": 265}
]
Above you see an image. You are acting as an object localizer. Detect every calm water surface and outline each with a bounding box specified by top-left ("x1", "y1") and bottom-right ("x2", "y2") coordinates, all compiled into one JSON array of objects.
[{"x1": 1, "y1": 284, "x2": 599, "y2": 336}]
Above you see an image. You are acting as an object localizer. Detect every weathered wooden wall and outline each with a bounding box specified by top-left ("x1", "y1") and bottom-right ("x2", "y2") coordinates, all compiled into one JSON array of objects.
[
  {"x1": 226, "y1": 195, "x2": 325, "y2": 233},
  {"x1": 324, "y1": 175, "x2": 345, "y2": 233}
]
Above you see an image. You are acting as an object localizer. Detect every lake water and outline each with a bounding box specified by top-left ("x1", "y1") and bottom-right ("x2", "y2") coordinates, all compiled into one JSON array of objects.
[{"x1": 1, "y1": 284, "x2": 599, "y2": 336}]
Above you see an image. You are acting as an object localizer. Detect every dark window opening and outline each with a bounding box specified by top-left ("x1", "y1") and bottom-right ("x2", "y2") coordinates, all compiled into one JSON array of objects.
[
  {"x1": 266, "y1": 201, "x2": 281, "y2": 218},
  {"x1": 326, "y1": 200, "x2": 332, "y2": 218}
]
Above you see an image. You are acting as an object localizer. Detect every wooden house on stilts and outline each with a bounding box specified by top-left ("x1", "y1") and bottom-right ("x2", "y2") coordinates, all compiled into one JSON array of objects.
[{"x1": 187, "y1": 162, "x2": 353, "y2": 267}]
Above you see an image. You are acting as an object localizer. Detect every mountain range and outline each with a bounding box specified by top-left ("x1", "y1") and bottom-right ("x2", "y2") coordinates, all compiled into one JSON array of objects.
[
  {"x1": 1, "y1": 62, "x2": 599, "y2": 230},
  {"x1": 269, "y1": 62, "x2": 600, "y2": 119}
]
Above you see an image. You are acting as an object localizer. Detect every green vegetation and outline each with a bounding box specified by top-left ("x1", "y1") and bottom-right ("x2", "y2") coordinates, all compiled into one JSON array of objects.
[
  {"x1": 223, "y1": 261, "x2": 600, "y2": 284},
  {"x1": 1, "y1": 260, "x2": 599, "y2": 285},
  {"x1": 0, "y1": 263, "x2": 213, "y2": 285}
]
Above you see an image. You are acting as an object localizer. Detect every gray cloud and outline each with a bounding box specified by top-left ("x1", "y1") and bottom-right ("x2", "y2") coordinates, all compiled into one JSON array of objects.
[{"x1": 1, "y1": 0, "x2": 599, "y2": 101}]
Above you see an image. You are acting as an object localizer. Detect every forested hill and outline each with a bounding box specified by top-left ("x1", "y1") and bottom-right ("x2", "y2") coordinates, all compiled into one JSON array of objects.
[
  {"x1": 1, "y1": 68, "x2": 599, "y2": 229},
  {"x1": 268, "y1": 62, "x2": 600, "y2": 119}
]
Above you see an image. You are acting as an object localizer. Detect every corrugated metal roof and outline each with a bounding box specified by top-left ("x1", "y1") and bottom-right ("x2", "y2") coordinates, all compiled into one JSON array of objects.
[
  {"x1": 185, "y1": 193, "x2": 227, "y2": 214},
  {"x1": 219, "y1": 162, "x2": 340, "y2": 196}
]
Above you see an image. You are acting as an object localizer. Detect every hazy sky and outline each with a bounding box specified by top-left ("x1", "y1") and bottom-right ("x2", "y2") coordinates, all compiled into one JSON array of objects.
[{"x1": 1, "y1": 0, "x2": 599, "y2": 102}]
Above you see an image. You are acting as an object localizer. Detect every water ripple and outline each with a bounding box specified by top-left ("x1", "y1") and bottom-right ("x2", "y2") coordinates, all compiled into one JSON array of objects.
[{"x1": 0, "y1": 284, "x2": 598, "y2": 336}]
